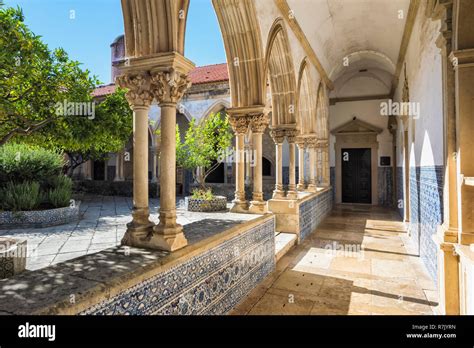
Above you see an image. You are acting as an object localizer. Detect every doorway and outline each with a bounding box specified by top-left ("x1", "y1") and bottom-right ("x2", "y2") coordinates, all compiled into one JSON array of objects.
[{"x1": 341, "y1": 148, "x2": 372, "y2": 204}]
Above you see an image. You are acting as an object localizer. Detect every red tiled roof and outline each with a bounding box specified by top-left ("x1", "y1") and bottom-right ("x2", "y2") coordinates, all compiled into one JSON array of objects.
[
  {"x1": 188, "y1": 63, "x2": 229, "y2": 85},
  {"x1": 92, "y1": 63, "x2": 229, "y2": 98},
  {"x1": 91, "y1": 83, "x2": 116, "y2": 98}
]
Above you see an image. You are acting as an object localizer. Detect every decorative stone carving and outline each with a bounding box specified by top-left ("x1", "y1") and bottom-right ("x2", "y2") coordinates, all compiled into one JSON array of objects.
[
  {"x1": 151, "y1": 68, "x2": 192, "y2": 105},
  {"x1": 285, "y1": 128, "x2": 298, "y2": 143},
  {"x1": 295, "y1": 136, "x2": 306, "y2": 148},
  {"x1": 249, "y1": 113, "x2": 269, "y2": 133},
  {"x1": 316, "y1": 139, "x2": 329, "y2": 148},
  {"x1": 228, "y1": 115, "x2": 250, "y2": 134},
  {"x1": 116, "y1": 73, "x2": 154, "y2": 107},
  {"x1": 306, "y1": 137, "x2": 318, "y2": 148},
  {"x1": 269, "y1": 128, "x2": 285, "y2": 144}
]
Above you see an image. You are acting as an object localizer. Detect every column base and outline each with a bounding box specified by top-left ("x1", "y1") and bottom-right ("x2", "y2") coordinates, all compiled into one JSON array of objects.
[
  {"x1": 433, "y1": 234, "x2": 460, "y2": 315},
  {"x1": 307, "y1": 184, "x2": 318, "y2": 192},
  {"x1": 286, "y1": 190, "x2": 298, "y2": 200},
  {"x1": 230, "y1": 200, "x2": 249, "y2": 213},
  {"x1": 297, "y1": 183, "x2": 306, "y2": 191},
  {"x1": 151, "y1": 211, "x2": 188, "y2": 252},
  {"x1": 121, "y1": 207, "x2": 155, "y2": 248},
  {"x1": 148, "y1": 228, "x2": 188, "y2": 252},
  {"x1": 114, "y1": 177, "x2": 125, "y2": 182},
  {"x1": 249, "y1": 200, "x2": 268, "y2": 214},
  {"x1": 272, "y1": 189, "x2": 285, "y2": 199}
]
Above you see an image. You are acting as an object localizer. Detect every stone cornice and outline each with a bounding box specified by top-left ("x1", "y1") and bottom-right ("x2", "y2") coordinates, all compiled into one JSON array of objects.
[{"x1": 450, "y1": 49, "x2": 474, "y2": 66}]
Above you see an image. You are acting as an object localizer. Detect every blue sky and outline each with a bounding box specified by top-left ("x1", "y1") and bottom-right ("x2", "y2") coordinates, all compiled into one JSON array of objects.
[{"x1": 4, "y1": 0, "x2": 226, "y2": 84}]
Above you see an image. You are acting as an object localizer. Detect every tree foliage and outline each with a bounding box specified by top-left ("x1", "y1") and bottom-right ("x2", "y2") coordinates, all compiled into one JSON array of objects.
[
  {"x1": 175, "y1": 111, "x2": 233, "y2": 189},
  {"x1": 0, "y1": 4, "x2": 98, "y2": 145},
  {"x1": 0, "y1": 4, "x2": 133, "y2": 174}
]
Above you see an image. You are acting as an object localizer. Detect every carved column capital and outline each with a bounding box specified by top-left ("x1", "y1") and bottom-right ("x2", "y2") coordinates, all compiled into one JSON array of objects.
[
  {"x1": 151, "y1": 68, "x2": 191, "y2": 106},
  {"x1": 269, "y1": 127, "x2": 285, "y2": 144},
  {"x1": 116, "y1": 73, "x2": 154, "y2": 108},
  {"x1": 285, "y1": 128, "x2": 298, "y2": 143},
  {"x1": 228, "y1": 115, "x2": 250, "y2": 135},
  {"x1": 249, "y1": 113, "x2": 269, "y2": 133},
  {"x1": 295, "y1": 136, "x2": 306, "y2": 148},
  {"x1": 316, "y1": 139, "x2": 329, "y2": 148},
  {"x1": 306, "y1": 137, "x2": 318, "y2": 149}
]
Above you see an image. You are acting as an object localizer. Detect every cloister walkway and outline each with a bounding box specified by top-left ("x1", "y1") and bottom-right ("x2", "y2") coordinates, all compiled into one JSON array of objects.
[{"x1": 232, "y1": 205, "x2": 438, "y2": 315}]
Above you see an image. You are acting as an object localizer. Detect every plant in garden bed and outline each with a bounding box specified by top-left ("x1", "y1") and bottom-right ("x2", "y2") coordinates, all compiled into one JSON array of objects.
[
  {"x1": 0, "y1": 143, "x2": 73, "y2": 211},
  {"x1": 174, "y1": 111, "x2": 233, "y2": 199},
  {"x1": 191, "y1": 188, "x2": 214, "y2": 201}
]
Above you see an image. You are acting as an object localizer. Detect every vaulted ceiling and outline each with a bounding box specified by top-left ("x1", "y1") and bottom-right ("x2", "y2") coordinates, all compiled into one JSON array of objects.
[{"x1": 286, "y1": 0, "x2": 411, "y2": 99}]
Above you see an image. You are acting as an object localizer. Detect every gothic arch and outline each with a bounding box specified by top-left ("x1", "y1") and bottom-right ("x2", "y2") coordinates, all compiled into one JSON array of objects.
[
  {"x1": 315, "y1": 83, "x2": 329, "y2": 141},
  {"x1": 264, "y1": 18, "x2": 297, "y2": 127},
  {"x1": 121, "y1": 0, "x2": 189, "y2": 57},
  {"x1": 296, "y1": 57, "x2": 317, "y2": 134},
  {"x1": 200, "y1": 99, "x2": 231, "y2": 122},
  {"x1": 212, "y1": 0, "x2": 266, "y2": 107}
]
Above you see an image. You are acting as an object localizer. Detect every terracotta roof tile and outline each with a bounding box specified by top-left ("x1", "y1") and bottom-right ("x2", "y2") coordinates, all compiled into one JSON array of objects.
[
  {"x1": 188, "y1": 63, "x2": 229, "y2": 85},
  {"x1": 92, "y1": 63, "x2": 229, "y2": 98}
]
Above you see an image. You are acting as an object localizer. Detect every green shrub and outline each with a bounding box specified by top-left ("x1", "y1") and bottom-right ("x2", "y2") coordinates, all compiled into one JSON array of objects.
[
  {"x1": 47, "y1": 175, "x2": 73, "y2": 208},
  {"x1": 0, "y1": 143, "x2": 65, "y2": 185},
  {"x1": 191, "y1": 188, "x2": 214, "y2": 200},
  {"x1": 0, "y1": 181, "x2": 42, "y2": 211}
]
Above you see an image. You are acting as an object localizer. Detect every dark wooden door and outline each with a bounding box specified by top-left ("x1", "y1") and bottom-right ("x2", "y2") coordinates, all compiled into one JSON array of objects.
[{"x1": 341, "y1": 148, "x2": 371, "y2": 204}]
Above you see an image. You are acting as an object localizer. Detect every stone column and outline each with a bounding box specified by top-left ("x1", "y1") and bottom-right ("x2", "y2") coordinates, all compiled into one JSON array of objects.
[
  {"x1": 114, "y1": 150, "x2": 125, "y2": 182},
  {"x1": 270, "y1": 127, "x2": 285, "y2": 199},
  {"x1": 249, "y1": 113, "x2": 269, "y2": 214},
  {"x1": 296, "y1": 138, "x2": 306, "y2": 190},
  {"x1": 150, "y1": 148, "x2": 158, "y2": 183},
  {"x1": 286, "y1": 129, "x2": 298, "y2": 199},
  {"x1": 307, "y1": 137, "x2": 318, "y2": 192},
  {"x1": 244, "y1": 141, "x2": 251, "y2": 185},
  {"x1": 433, "y1": 3, "x2": 460, "y2": 315},
  {"x1": 117, "y1": 73, "x2": 155, "y2": 244},
  {"x1": 150, "y1": 69, "x2": 192, "y2": 251},
  {"x1": 229, "y1": 114, "x2": 250, "y2": 213},
  {"x1": 321, "y1": 141, "x2": 330, "y2": 187}
]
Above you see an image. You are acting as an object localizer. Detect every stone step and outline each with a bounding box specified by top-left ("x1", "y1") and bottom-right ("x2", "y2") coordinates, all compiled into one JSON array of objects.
[{"x1": 275, "y1": 232, "x2": 297, "y2": 262}]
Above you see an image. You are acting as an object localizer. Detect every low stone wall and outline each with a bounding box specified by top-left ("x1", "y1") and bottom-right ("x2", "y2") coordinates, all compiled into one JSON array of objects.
[
  {"x1": 299, "y1": 188, "x2": 333, "y2": 240},
  {"x1": 0, "y1": 215, "x2": 275, "y2": 315},
  {"x1": 0, "y1": 203, "x2": 81, "y2": 229},
  {"x1": 267, "y1": 187, "x2": 333, "y2": 241}
]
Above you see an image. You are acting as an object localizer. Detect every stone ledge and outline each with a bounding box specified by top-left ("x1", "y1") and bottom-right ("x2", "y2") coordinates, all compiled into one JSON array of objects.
[{"x1": 0, "y1": 214, "x2": 275, "y2": 315}]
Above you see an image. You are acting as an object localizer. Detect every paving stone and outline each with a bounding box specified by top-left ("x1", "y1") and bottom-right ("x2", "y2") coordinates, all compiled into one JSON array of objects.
[{"x1": 232, "y1": 204, "x2": 438, "y2": 316}]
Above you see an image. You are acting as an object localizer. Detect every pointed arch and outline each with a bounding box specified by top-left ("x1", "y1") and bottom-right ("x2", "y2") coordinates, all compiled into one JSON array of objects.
[
  {"x1": 200, "y1": 99, "x2": 231, "y2": 121},
  {"x1": 296, "y1": 57, "x2": 317, "y2": 134},
  {"x1": 315, "y1": 82, "x2": 329, "y2": 141},
  {"x1": 212, "y1": 0, "x2": 265, "y2": 107},
  {"x1": 264, "y1": 18, "x2": 297, "y2": 126},
  {"x1": 121, "y1": 0, "x2": 189, "y2": 58}
]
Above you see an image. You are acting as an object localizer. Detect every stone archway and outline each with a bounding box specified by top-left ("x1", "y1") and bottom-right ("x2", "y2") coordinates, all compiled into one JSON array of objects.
[{"x1": 265, "y1": 18, "x2": 298, "y2": 200}]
